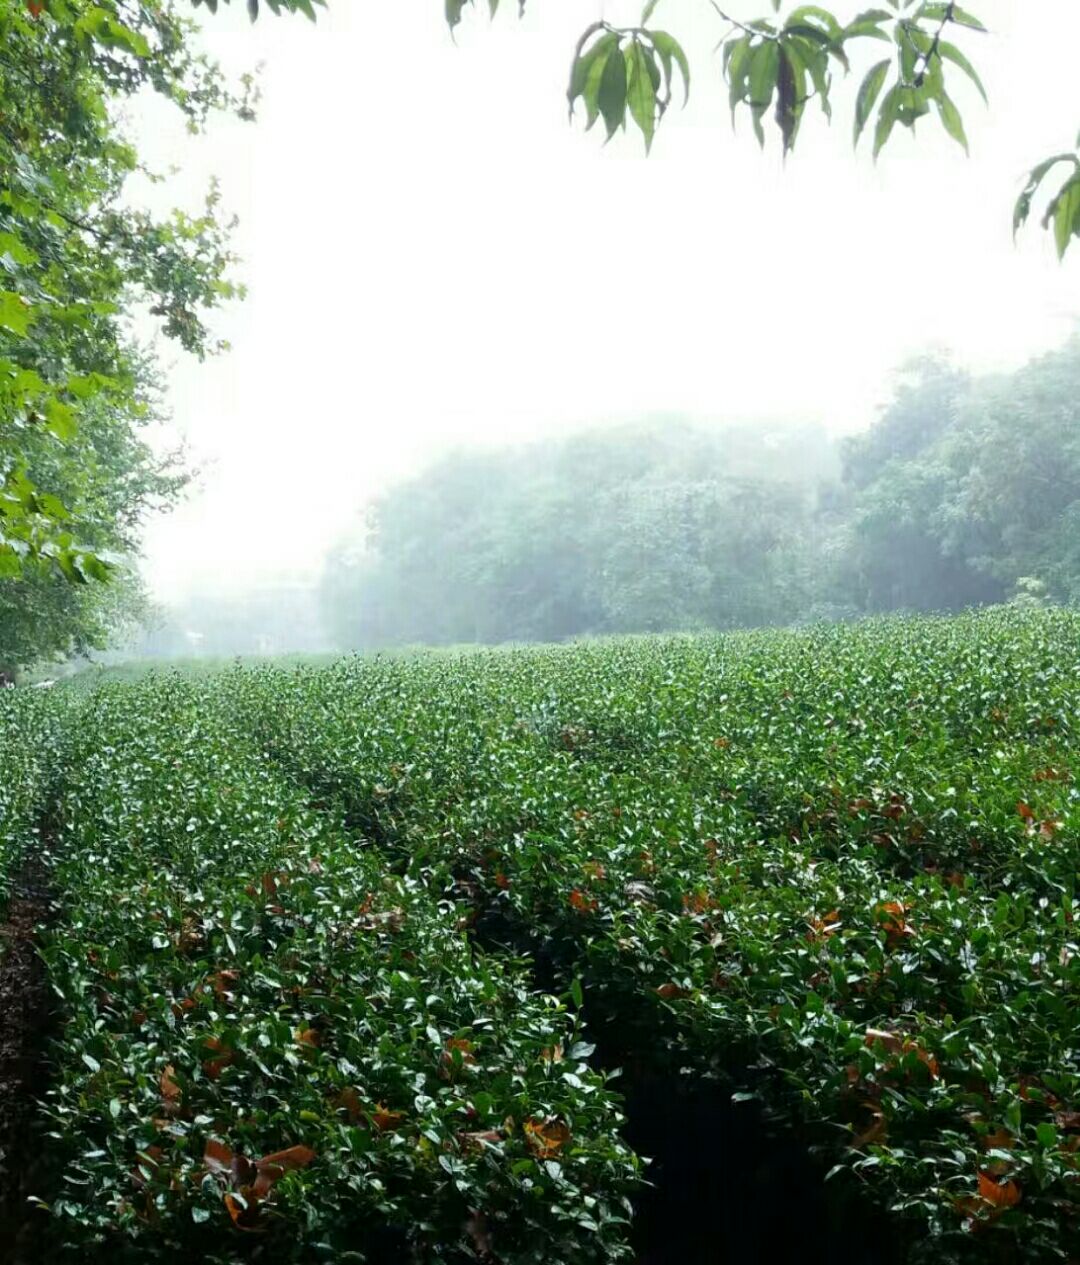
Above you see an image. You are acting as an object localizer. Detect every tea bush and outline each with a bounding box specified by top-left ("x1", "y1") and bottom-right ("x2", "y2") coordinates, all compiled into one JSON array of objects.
[
  {"x1": 32, "y1": 678, "x2": 638, "y2": 1263},
  {"x1": 9, "y1": 608, "x2": 1080, "y2": 1261},
  {"x1": 217, "y1": 610, "x2": 1080, "y2": 1262},
  {"x1": 0, "y1": 685, "x2": 70, "y2": 909}
]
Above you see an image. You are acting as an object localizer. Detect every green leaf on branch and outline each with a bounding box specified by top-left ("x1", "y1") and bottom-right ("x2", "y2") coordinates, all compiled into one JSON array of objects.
[
  {"x1": 1014, "y1": 153, "x2": 1080, "y2": 240},
  {"x1": 854, "y1": 59, "x2": 890, "y2": 145},
  {"x1": 44, "y1": 399, "x2": 77, "y2": 442},
  {"x1": 598, "y1": 41, "x2": 629, "y2": 139},
  {"x1": 650, "y1": 31, "x2": 690, "y2": 107},
  {"x1": 937, "y1": 40, "x2": 987, "y2": 103},
  {"x1": 0, "y1": 291, "x2": 33, "y2": 335},
  {"x1": 627, "y1": 42, "x2": 659, "y2": 151},
  {"x1": 873, "y1": 83, "x2": 903, "y2": 157},
  {"x1": 936, "y1": 90, "x2": 968, "y2": 153},
  {"x1": 916, "y1": 2, "x2": 986, "y2": 32},
  {"x1": 1047, "y1": 174, "x2": 1080, "y2": 259},
  {"x1": 567, "y1": 25, "x2": 614, "y2": 123}
]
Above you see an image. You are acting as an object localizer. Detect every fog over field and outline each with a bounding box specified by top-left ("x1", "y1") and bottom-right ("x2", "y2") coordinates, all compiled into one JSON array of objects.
[{"x1": 129, "y1": 1, "x2": 1078, "y2": 648}]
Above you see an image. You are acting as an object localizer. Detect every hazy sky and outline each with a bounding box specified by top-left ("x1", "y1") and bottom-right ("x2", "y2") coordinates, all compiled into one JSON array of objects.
[{"x1": 136, "y1": 0, "x2": 1080, "y2": 602}]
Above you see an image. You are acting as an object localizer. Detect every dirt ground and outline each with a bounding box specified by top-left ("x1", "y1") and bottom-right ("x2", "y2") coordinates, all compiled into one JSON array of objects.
[{"x1": 0, "y1": 856, "x2": 54, "y2": 1265}]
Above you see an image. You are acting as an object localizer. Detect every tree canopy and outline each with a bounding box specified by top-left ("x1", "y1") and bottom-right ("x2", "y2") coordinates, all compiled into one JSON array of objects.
[
  {"x1": 319, "y1": 338, "x2": 1080, "y2": 650},
  {"x1": 0, "y1": 0, "x2": 250, "y2": 584}
]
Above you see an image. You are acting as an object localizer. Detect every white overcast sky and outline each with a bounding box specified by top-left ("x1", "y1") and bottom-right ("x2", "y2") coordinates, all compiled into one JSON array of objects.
[{"x1": 135, "y1": 0, "x2": 1080, "y2": 602}]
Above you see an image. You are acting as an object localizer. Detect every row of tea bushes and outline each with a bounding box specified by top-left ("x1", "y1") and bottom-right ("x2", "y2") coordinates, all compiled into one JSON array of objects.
[
  {"x1": 221, "y1": 611, "x2": 1080, "y2": 1262},
  {"x1": 0, "y1": 685, "x2": 71, "y2": 912},
  {"x1": 33, "y1": 678, "x2": 639, "y2": 1263}
]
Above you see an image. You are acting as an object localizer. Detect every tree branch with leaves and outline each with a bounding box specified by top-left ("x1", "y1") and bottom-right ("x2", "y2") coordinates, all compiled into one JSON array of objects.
[{"x1": 449, "y1": 0, "x2": 1079, "y2": 260}]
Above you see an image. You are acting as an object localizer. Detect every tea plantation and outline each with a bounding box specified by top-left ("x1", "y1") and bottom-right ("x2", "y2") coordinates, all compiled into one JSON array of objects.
[{"x1": 1, "y1": 608, "x2": 1078, "y2": 1263}]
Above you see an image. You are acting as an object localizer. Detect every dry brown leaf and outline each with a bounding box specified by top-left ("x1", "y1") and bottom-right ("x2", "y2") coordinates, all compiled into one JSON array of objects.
[
  {"x1": 372, "y1": 1103, "x2": 405, "y2": 1132},
  {"x1": 978, "y1": 1171, "x2": 1022, "y2": 1209},
  {"x1": 524, "y1": 1117, "x2": 570, "y2": 1156}
]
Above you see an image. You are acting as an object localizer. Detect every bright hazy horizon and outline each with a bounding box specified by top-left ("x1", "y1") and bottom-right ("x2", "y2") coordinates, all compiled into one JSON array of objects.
[{"x1": 135, "y1": 1, "x2": 1079, "y2": 604}]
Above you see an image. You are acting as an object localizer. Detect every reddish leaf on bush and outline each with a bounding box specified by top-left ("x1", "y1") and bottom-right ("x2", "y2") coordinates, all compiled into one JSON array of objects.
[
  {"x1": 224, "y1": 1192, "x2": 263, "y2": 1231},
  {"x1": 459, "y1": 1129, "x2": 503, "y2": 1152},
  {"x1": 882, "y1": 795, "x2": 907, "y2": 820},
  {"x1": 159, "y1": 1064, "x2": 181, "y2": 1111},
  {"x1": 876, "y1": 901, "x2": 914, "y2": 948},
  {"x1": 440, "y1": 1037, "x2": 476, "y2": 1079},
  {"x1": 850, "y1": 1106, "x2": 887, "y2": 1149},
  {"x1": 203, "y1": 1035, "x2": 236, "y2": 1080},
  {"x1": 865, "y1": 1027, "x2": 904, "y2": 1055},
  {"x1": 204, "y1": 1138, "x2": 235, "y2": 1176},
  {"x1": 682, "y1": 888, "x2": 713, "y2": 915},
  {"x1": 524, "y1": 1117, "x2": 570, "y2": 1156},
  {"x1": 978, "y1": 1171, "x2": 1022, "y2": 1208},
  {"x1": 209, "y1": 969, "x2": 240, "y2": 998},
  {"x1": 807, "y1": 909, "x2": 841, "y2": 940},
  {"x1": 256, "y1": 1145, "x2": 316, "y2": 1176},
  {"x1": 372, "y1": 1103, "x2": 405, "y2": 1131},
  {"x1": 568, "y1": 889, "x2": 598, "y2": 913},
  {"x1": 334, "y1": 1086, "x2": 363, "y2": 1122}
]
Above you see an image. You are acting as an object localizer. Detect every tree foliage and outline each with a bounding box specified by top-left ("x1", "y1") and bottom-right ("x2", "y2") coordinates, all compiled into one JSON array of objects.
[
  {"x1": 451, "y1": 0, "x2": 1080, "y2": 259},
  {"x1": 5, "y1": 0, "x2": 1075, "y2": 672},
  {"x1": 0, "y1": 0, "x2": 268, "y2": 587},
  {"x1": 0, "y1": 360, "x2": 185, "y2": 673},
  {"x1": 319, "y1": 421, "x2": 836, "y2": 648},
  {"x1": 320, "y1": 339, "x2": 1080, "y2": 650}
]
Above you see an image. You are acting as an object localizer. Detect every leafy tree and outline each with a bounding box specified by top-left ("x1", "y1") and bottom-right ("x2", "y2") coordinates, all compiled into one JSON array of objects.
[
  {"x1": 945, "y1": 340, "x2": 1080, "y2": 599},
  {"x1": 0, "y1": 0, "x2": 323, "y2": 669},
  {"x1": 842, "y1": 355, "x2": 967, "y2": 492},
  {"x1": 839, "y1": 339, "x2": 1080, "y2": 612},
  {"x1": 0, "y1": 362, "x2": 185, "y2": 675},
  {"x1": 317, "y1": 342, "x2": 1080, "y2": 650},
  {"x1": 449, "y1": 0, "x2": 1080, "y2": 259},
  {"x1": 0, "y1": 0, "x2": 249, "y2": 581},
  {"x1": 320, "y1": 421, "x2": 833, "y2": 649}
]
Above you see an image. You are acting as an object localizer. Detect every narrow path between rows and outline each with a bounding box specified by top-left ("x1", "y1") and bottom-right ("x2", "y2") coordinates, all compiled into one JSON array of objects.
[{"x1": 0, "y1": 848, "x2": 57, "y2": 1265}]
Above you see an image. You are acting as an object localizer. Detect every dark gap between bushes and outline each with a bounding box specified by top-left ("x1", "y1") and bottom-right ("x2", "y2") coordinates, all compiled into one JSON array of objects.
[
  {"x1": 259, "y1": 752, "x2": 907, "y2": 1265},
  {"x1": 0, "y1": 838, "x2": 59, "y2": 1265},
  {"x1": 472, "y1": 903, "x2": 906, "y2": 1265}
]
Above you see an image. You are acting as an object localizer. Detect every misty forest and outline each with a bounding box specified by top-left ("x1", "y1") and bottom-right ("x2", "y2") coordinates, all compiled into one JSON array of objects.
[{"x1": 2, "y1": 2, "x2": 1080, "y2": 1264}]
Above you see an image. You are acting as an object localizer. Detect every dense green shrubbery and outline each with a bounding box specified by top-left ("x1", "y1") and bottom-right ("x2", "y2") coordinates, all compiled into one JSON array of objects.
[
  {"x1": 32, "y1": 679, "x2": 637, "y2": 1262},
  {"x1": 0, "y1": 686, "x2": 70, "y2": 908},
  {"x1": 218, "y1": 608, "x2": 1080, "y2": 1261},
  {"x1": 8, "y1": 607, "x2": 1080, "y2": 1261}
]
